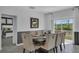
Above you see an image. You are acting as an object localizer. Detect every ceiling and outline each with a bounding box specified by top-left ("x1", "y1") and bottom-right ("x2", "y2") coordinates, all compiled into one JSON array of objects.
[
  {"x1": 0, "y1": 6, "x2": 74, "y2": 13},
  {"x1": 23, "y1": 6, "x2": 74, "y2": 13}
]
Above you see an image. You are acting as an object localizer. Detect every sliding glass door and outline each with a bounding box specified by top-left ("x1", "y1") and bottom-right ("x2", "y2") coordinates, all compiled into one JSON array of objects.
[{"x1": 54, "y1": 18, "x2": 73, "y2": 44}]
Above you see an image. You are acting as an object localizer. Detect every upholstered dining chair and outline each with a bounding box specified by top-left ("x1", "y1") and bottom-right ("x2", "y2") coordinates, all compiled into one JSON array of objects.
[
  {"x1": 30, "y1": 31, "x2": 38, "y2": 37},
  {"x1": 22, "y1": 32, "x2": 35, "y2": 53},
  {"x1": 61, "y1": 32, "x2": 66, "y2": 49},
  {"x1": 41, "y1": 34, "x2": 57, "y2": 53},
  {"x1": 37, "y1": 30, "x2": 43, "y2": 36},
  {"x1": 55, "y1": 32, "x2": 66, "y2": 52},
  {"x1": 55, "y1": 32, "x2": 63, "y2": 52}
]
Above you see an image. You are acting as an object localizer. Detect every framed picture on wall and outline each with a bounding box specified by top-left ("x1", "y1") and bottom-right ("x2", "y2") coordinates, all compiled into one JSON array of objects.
[
  {"x1": 7, "y1": 18, "x2": 13, "y2": 25},
  {"x1": 2, "y1": 18, "x2": 6, "y2": 24},
  {"x1": 30, "y1": 17, "x2": 39, "y2": 28}
]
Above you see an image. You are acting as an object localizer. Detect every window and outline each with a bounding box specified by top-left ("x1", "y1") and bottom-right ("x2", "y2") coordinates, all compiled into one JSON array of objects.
[
  {"x1": 54, "y1": 18, "x2": 73, "y2": 40},
  {"x1": 54, "y1": 19, "x2": 73, "y2": 31}
]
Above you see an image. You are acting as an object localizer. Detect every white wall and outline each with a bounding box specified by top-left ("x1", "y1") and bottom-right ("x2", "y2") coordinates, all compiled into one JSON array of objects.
[
  {"x1": 44, "y1": 13, "x2": 52, "y2": 30},
  {"x1": 17, "y1": 10, "x2": 45, "y2": 31},
  {"x1": 44, "y1": 13, "x2": 55, "y2": 33},
  {"x1": 0, "y1": 6, "x2": 45, "y2": 50},
  {"x1": 44, "y1": 8, "x2": 74, "y2": 32},
  {"x1": 53, "y1": 8, "x2": 74, "y2": 19},
  {"x1": 73, "y1": 7, "x2": 79, "y2": 32},
  {"x1": 0, "y1": 7, "x2": 45, "y2": 31}
]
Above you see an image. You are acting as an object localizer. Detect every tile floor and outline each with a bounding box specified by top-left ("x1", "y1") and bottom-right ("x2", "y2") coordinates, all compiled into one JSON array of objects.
[
  {"x1": 0, "y1": 38, "x2": 79, "y2": 53},
  {"x1": 0, "y1": 44, "x2": 79, "y2": 53}
]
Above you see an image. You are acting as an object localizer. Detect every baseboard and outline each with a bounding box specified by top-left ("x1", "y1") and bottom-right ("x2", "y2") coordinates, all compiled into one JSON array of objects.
[{"x1": 16, "y1": 43, "x2": 23, "y2": 46}]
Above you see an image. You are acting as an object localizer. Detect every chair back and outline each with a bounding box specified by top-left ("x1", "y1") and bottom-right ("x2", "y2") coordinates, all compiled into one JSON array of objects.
[
  {"x1": 22, "y1": 32, "x2": 35, "y2": 52},
  {"x1": 56, "y1": 32, "x2": 62, "y2": 46},
  {"x1": 42, "y1": 33, "x2": 57, "y2": 50},
  {"x1": 37, "y1": 30, "x2": 43, "y2": 36},
  {"x1": 48, "y1": 34, "x2": 57, "y2": 49},
  {"x1": 61, "y1": 32, "x2": 66, "y2": 44},
  {"x1": 30, "y1": 31, "x2": 38, "y2": 36}
]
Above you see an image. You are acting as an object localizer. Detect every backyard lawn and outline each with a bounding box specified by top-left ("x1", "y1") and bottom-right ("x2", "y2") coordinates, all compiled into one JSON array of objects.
[
  {"x1": 55, "y1": 23, "x2": 73, "y2": 40},
  {"x1": 65, "y1": 32, "x2": 72, "y2": 40}
]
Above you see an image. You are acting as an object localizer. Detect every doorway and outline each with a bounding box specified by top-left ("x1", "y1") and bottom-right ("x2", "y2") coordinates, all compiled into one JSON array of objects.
[
  {"x1": 1, "y1": 14, "x2": 17, "y2": 50},
  {"x1": 54, "y1": 18, "x2": 74, "y2": 44}
]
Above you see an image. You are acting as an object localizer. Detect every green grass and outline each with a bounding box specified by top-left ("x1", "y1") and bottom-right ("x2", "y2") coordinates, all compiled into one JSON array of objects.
[
  {"x1": 65, "y1": 34, "x2": 72, "y2": 40},
  {"x1": 55, "y1": 24, "x2": 73, "y2": 30},
  {"x1": 55, "y1": 23, "x2": 73, "y2": 40}
]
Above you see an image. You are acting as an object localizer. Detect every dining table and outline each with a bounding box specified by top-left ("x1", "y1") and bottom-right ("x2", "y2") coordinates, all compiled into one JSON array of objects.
[
  {"x1": 32, "y1": 35, "x2": 46, "y2": 46},
  {"x1": 32, "y1": 35, "x2": 49, "y2": 53}
]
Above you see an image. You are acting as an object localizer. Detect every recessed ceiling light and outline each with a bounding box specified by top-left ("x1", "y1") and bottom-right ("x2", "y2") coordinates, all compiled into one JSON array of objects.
[{"x1": 29, "y1": 6, "x2": 36, "y2": 9}]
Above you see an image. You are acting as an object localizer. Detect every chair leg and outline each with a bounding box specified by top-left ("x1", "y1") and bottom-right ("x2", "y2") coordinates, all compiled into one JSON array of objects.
[
  {"x1": 53, "y1": 48, "x2": 55, "y2": 53},
  {"x1": 55, "y1": 46, "x2": 58, "y2": 53},
  {"x1": 23, "y1": 48, "x2": 25, "y2": 53},
  {"x1": 64, "y1": 44, "x2": 65, "y2": 49},
  {"x1": 60, "y1": 44, "x2": 62, "y2": 52},
  {"x1": 63, "y1": 43, "x2": 65, "y2": 49},
  {"x1": 35, "y1": 50, "x2": 36, "y2": 53}
]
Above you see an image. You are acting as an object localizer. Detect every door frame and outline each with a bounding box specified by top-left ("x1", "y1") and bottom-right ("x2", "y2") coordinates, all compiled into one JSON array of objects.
[
  {"x1": 53, "y1": 18, "x2": 74, "y2": 44},
  {"x1": 0, "y1": 14, "x2": 17, "y2": 50}
]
